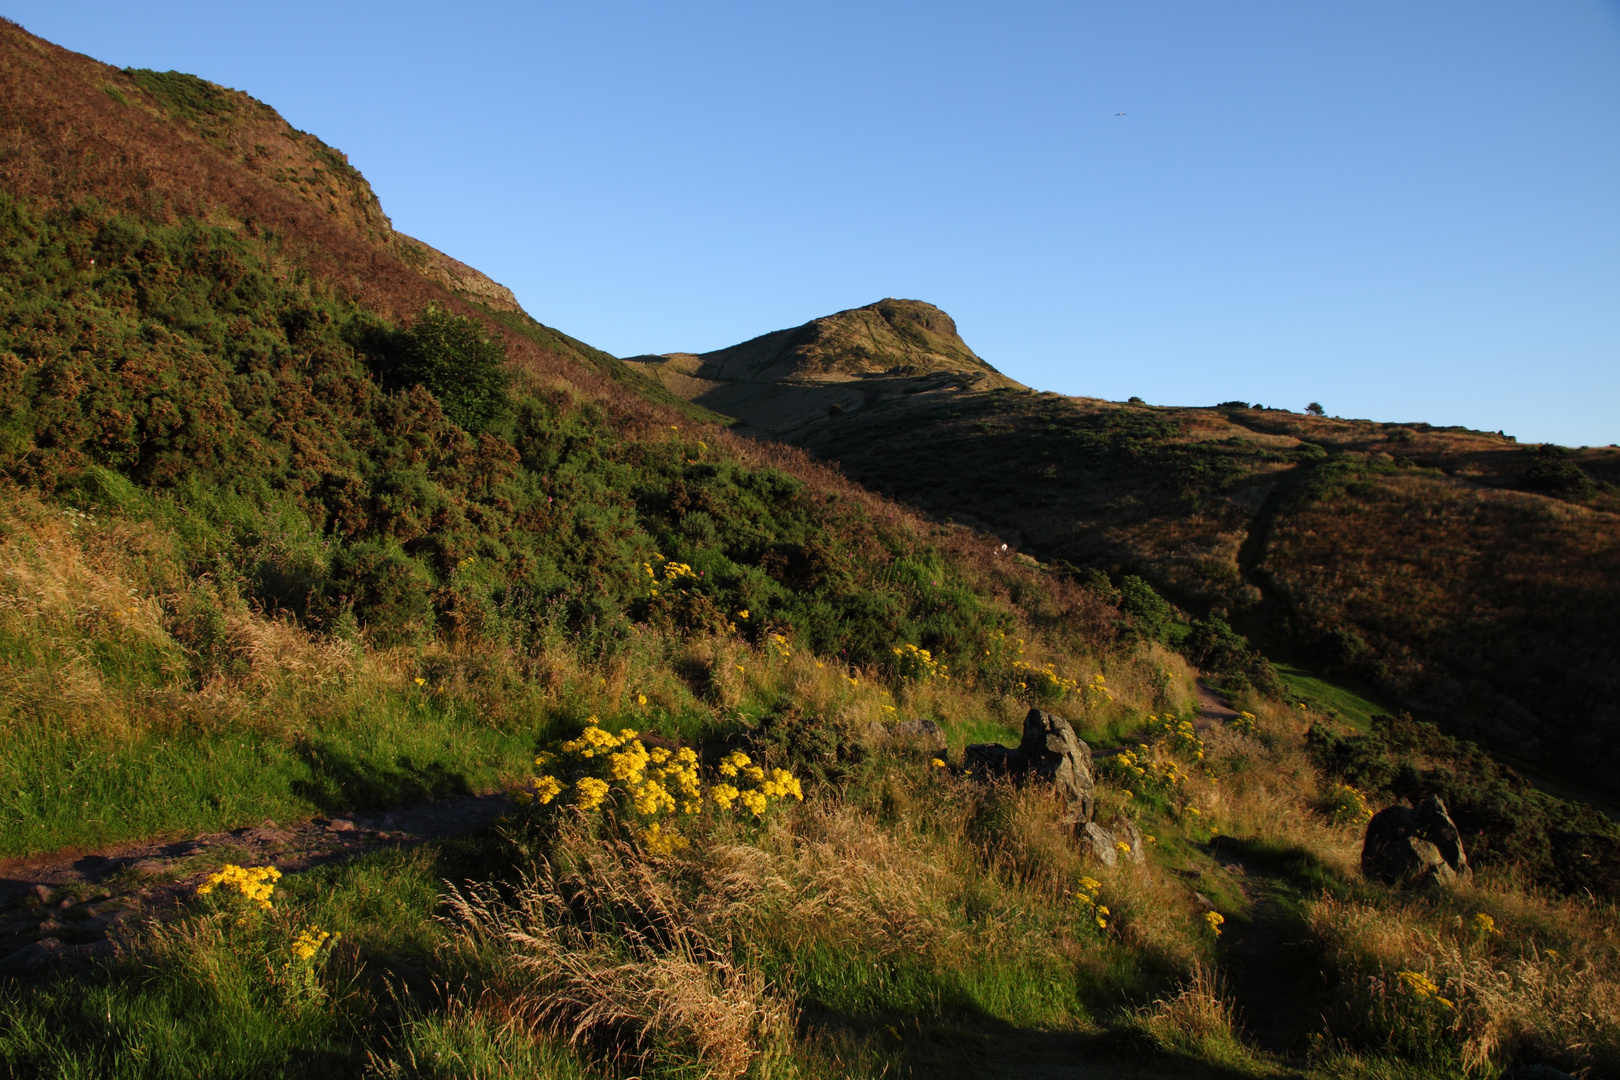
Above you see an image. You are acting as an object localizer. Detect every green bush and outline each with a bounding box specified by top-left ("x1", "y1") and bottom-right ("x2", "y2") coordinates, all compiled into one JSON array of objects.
[
  {"x1": 387, "y1": 306, "x2": 512, "y2": 433},
  {"x1": 1118, "y1": 575, "x2": 1172, "y2": 641}
]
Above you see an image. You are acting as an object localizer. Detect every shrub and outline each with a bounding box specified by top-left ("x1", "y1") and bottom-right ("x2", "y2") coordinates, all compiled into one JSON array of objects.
[
  {"x1": 1119, "y1": 575, "x2": 1173, "y2": 641},
  {"x1": 387, "y1": 305, "x2": 513, "y2": 433}
]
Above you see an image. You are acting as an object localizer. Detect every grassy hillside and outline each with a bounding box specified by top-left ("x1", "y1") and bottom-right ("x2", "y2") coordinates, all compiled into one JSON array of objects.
[
  {"x1": 653, "y1": 305, "x2": 1620, "y2": 796},
  {"x1": 1, "y1": 20, "x2": 1618, "y2": 1080}
]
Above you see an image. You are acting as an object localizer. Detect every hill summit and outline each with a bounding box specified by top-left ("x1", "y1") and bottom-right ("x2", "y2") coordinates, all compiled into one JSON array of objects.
[{"x1": 627, "y1": 298, "x2": 1023, "y2": 435}]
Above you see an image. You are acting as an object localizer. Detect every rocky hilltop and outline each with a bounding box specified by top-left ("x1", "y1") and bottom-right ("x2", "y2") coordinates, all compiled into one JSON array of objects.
[{"x1": 627, "y1": 298, "x2": 1023, "y2": 436}]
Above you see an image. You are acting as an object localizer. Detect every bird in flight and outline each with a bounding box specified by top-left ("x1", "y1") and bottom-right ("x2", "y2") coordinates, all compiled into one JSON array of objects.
[{"x1": 1115, "y1": 112, "x2": 1127, "y2": 116}]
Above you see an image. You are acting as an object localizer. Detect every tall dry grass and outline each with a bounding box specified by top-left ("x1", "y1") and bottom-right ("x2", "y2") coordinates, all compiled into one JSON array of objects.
[
  {"x1": 442, "y1": 830, "x2": 792, "y2": 1080},
  {"x1": 1308, "y1": 882, "x2": 1620, "y2": 1076}
]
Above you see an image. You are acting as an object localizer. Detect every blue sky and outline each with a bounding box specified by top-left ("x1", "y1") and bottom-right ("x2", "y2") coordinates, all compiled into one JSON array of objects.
[{"x1": 17, "y1": 2, "x2": 1620, "y2": 445}]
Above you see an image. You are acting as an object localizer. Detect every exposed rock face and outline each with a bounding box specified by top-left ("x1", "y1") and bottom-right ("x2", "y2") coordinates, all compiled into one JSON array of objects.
[
  {"x1": 1362, "y1": 796, "x2": 1470, "y2": 887},
  {"x1": 964, "y1": 709, "x2": 1096, "y2": 827}
]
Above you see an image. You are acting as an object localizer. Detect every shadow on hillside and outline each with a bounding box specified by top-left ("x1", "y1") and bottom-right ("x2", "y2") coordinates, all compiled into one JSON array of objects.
[
  {"x1": 291, "y1": 743, "x2": 473, "y2": 813},
  {"x1": 799, "y1": 998, "x2": 1297, "y2": 1080}
]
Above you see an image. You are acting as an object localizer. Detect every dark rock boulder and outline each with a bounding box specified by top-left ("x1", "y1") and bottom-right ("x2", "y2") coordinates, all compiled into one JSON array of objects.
[
  {"x1": 1362, "y1": 795, "x2": 1470, "y2": 887},
  {"x1": 1499, "y1": 1067, "x2": 1576, "y2": 1080},
  {"x1": 963, "y1": 742, "x2": 1021, "y2": 777},
  {"x1": 1019, "y1": 709, "x2": 1096, "y2": 826},
  {"x1": 964, "y1": 709, "x2": 1096, "y2": 827}
]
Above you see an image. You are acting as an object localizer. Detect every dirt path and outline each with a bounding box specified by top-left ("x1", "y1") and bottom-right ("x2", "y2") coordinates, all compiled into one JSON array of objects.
[
  {"x1": 1191, "y1": 681, "x2": 1327, "y2": 1060},
  {"x1": 0, "y1": 792, "x2": 511, "y2": 972},
  {"x1": 1195, "y1": 679, "x2": 1239, "y2": 729},
  {"x1": 1210, "y1": 852, "x2": 1328, "y2": 1059}
]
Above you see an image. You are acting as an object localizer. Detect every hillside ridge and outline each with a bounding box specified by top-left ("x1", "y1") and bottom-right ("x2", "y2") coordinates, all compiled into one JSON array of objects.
[{"x1": 650, "y1": 302, "x2": 1620, "y2": 795}]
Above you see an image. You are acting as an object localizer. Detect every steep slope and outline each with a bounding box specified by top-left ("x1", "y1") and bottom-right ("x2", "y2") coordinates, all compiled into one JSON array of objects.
[
  {"x1": 627, "y1": 298, "x2": 1023, "y2": 436},
  {"x1": 656, "y1": 305, "x2": 1620, "y2": 793},
  {"x1": 0, "y1": 21, "x2": 715, "y2": 422}
]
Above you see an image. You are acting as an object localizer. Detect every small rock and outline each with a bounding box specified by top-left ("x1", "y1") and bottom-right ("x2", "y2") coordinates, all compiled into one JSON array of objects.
[
  {"x1": 0, "y1": 937, "x2": 62, "y2": 972},
  {"x1": 57, "y1": 898, "x2": 74, "y2": 910},
  {"x1": 28, "y1": 885, "x2": 50, "y2": 905},
  {"x1": 261, "y1": 819, "x2": 279, "y2": 830},
  {"x1": 964, "y1": 710, "x2": 1097, "y2": 829},
  {"x1": 129, "y1": 859, "x2": 168, "y2": 876},
  {"x1": 1018, "y1": 710, "x2": 1096, "y2": 828},
  {"x1": 326, "y1": 818, "x2": 357, "y2": 833},
  {"x1": 241, "y1": 826, "x2": 295, "y2": 844},
  {"x1": 83, "y1": 910, "x2": 132, "y2": 934},
  {"x1": 64, "y1": 939, "x2": 116, "y2": 961},
  {"x1": 36, "y1": 919, "x2": 66, "y2": 935}
]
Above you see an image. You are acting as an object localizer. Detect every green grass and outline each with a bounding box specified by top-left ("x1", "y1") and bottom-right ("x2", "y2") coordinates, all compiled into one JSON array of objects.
[
  {"x1": 0, "y1": 689, "x2": 549, "y2": 858},
  {"x1": 1273, "y1": 663, "x2": 1389, "y2": 732}
]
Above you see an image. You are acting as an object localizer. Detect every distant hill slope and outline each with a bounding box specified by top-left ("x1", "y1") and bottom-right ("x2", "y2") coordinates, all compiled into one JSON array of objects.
[
  {"x1": 656, "y1": 304, "x2": 1620, "y2": 793},
  {"x1": 627, "y1": 299, "x2": 1023, "y2": 436}
]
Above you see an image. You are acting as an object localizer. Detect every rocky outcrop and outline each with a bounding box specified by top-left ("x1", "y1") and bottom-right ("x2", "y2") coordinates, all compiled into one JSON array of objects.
[
  {"x1": 964, "y1": 709, "x2": 1096, "y2": 827},
  {"x1": 1362, "y1": 796, "x2": 1470, "y2": 887}
]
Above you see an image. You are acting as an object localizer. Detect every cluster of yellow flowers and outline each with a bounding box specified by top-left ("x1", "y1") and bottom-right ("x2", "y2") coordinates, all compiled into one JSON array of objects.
[
  {"x1": 891, "y1": 643, "x2": 948, "y2": 683},
  {"x1": 196, "y1": 864, "x2": 282, "y2": 911},
  {"x1": 289, "y1": 925, "x2": 339, "y2": 963},
  {"x1": 1229, "y1": 710, "x2": 1257, "y2": 736},
  {"x1": 1204, "y1": 910, "x2": 1225, "y2": 936},
  {"x1": 642, "y1": 555, "x2": 698, "y2": 598},
  {"x1": 768, "y1": 632, "x2": 793, "y2": 659},
  {"x1": 1397, "y1": 969, "x2": 1454, "y2": 1009},
  {"x1": 1101, "y1": 745, "x2": 1191, "y2": 797},
  {"x1": 1323, "y1": 782, "x2": 1373, "y2": 824},
  {"x1": 1472, "y1": 912, "x2": 1500, "y2": 937},
  {"x1": 713, "y1": 749, "x2": 803, "y2": 815},
  {"x1": 1141, "y1": 713, "x2": 1204, "y2": 760},
  {"x1": 1070, "y1": 875, "x2": 1110, "y2": 930},
  {"x1": 513, "y1": 718, "x2": 803, "y2": 849}
]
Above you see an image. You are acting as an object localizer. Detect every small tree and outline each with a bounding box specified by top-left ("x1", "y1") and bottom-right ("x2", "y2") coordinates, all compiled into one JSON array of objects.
[
  {"x1": 1306, "y1": 402, "x2": 1325, "y2": 416},
  {"x1": 394, "y1": 306, "x2": 512, "y2": 432}
]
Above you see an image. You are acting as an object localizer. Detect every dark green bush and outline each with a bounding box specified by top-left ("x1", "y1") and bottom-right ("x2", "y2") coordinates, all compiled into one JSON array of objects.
[
  {"x1": 1181, "y1": 615, "x2": 1279, "y2": 694},
  {"x1": 1522, "y1": 445, "x2": 1597, "y2": 501},
  {"x1": 386, "y1": 306, "x2": 512, "y2": 433}
]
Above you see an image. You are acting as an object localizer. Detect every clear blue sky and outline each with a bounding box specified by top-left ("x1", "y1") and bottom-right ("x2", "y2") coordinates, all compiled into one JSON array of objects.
[{"x1": 16, "y1": 2, "x2": 1620, "y2": 445}]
